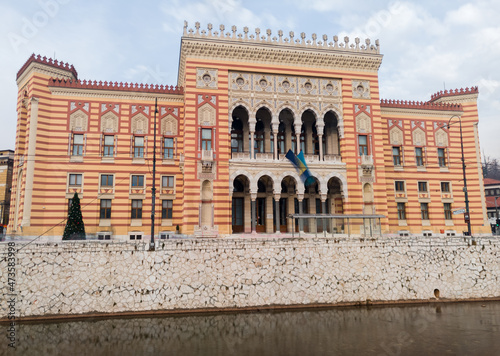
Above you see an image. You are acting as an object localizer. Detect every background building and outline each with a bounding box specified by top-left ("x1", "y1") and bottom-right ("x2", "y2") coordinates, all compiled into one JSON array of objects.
[
  {"x1": 7, "y1": 22, "x2": 490, "y2": 240},
  {"x1": 0, "y1": 149, "x2": 14, "y2": 235},
  {"x1": 484, "y1": 178, "x2": 500, "y2": 224}
]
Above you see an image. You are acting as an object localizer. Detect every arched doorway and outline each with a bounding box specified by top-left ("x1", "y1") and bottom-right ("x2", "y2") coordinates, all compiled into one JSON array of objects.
[
  {"x1": 327, "y1": 177, "x2": 343, "y2": 233},
  {"x1": 231, "y1": 106, "x2": 249, "y2": 158},
  {"x1": 256, "y1": 175, "x2": 274, "y2": 233},
  {"x1": 232, "y1": 175, "x2": 250, "y2": 233},
  {"x1": 280, "y1": 176, "x2": 298, "y2": 232}
]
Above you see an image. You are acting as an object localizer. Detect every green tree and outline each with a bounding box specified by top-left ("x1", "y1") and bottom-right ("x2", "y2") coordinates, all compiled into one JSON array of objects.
[{"x1": 63, "y1": 192, "x2": 86, "y2": 240}]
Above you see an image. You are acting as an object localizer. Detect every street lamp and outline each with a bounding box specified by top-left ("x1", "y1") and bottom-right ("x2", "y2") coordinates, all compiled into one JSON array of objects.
[{"x1": 446, "y1": 115, "x2": 472, "y2": 238}]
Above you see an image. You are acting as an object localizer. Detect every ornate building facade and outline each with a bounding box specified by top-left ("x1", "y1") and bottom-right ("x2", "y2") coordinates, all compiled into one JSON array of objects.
[{"x1": 8, "y1": 22, "x2": 489, "y2": 240}]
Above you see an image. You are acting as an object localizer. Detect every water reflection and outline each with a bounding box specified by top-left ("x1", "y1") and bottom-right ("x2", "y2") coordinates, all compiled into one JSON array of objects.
[{"x1": 2, "y1": 302, "x2": 499, "y2": 355}]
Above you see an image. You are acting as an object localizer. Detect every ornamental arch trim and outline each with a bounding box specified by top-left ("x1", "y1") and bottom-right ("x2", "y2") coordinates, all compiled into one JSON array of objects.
[{"x1": 323, "y1": 171, "x2": 348, "y2": 200}]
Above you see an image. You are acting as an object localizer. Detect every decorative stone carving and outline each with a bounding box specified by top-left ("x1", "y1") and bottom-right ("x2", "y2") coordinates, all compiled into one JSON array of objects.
[
  {"x1": 131, "y1": 113, "x2": 149, "y2": 134},
  {"x1": 352, "y1": 80, "x2": 370, "y2": 99},
  {"x1": 412, "y1": 128, "x2": 426, "y2": 146},
  {"x1": 435, "y1": 128, "x2": 448, "y2": 147},
  {"x1": 161, "y1": 115, "x2": 178, "y2": 135},
  {"x1": 100, "y1": 112, "x2": 119, "y2": 133},
  {"x1": 69, "y1": 110, "x2": 88, "y2": 132},
  {"x1": 356, "y1": 112, "x2": 371, "y2": 133},
  {"x1": 197, "y1": 68, "x2": 218, "y2": 89},
  {"x1": 390, "y1": 127, "x2": 403, "y2": 145},
  {"x1": 198, "y1": 103, "x2": 216, "y2": 126}
]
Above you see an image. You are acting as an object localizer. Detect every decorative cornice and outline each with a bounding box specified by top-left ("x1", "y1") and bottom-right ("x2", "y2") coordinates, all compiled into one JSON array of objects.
[
  {"x1": 178, "y1": 22, "x2": 383, "y2": 86},
  {"x1": 49, "y1": 87, "x2": 184, "y2": 102},
  {"x1": 380, "y1": 106, "x2": 463, "y2": 118},
  {"x1": 429, "y1": 86, "x2": 478, "y2": 102},
  {"x1": 17, "y1": 54, "x2": 77, "y2": 80},
  {"x1": 380, "y1": 99, "x2": 463, "y2": 112},
  {"x1": 49, "y1": 78, "x2": 183, "y2": 95}
]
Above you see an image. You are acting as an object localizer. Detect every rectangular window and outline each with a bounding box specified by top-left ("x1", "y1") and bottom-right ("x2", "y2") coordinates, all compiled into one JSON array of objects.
[
  {"x1": 438, "y1": 148, "x2": 446, "y2": 167},
  {"x1": 441, "y1": 182, "x2": 450, "y2": 193},
  {"x1": 131, "y1": 200, "x2": 142, "y2": 219},
  {"x1": 358, "y1": 135, "x2": 368, "y2": 156},
  {"x1": 103, "y1": 135, "x2": 114, "y2": 157},
  {"x1": 397, "y1": 202, "x2": 406, "y2": 220},
  {"x1": 134, "y1": 136, "x2": 144, "y2": 158},
  {"x1": 162, "y1": 200, "x2": 173, "y2": 219},
  {"x1": 100, "y1": 199, "x2": 111, "y2": 219},
  {"x1": 421, "y1": 203, "x2": 429, "y2": 220},
  {"x1": 162, "y1": 176, "x2": 174, "y2": 189},
  {"x1": 415, "y1": 147, "x2": 424, "y2": 166},
  {"x1": 131, "y1": 175, "x2": 144, "y2": 188},
  {"x1": 67, "y1": 199, "x2": 73, "y2": 213},
  {"x1": 72, "y1": 134, "x2": 84, "y2": 156},
  {"x1": 129, "y1": 234, "x2": 142, "y2": 240},
  {"x1": 163, "y1": 137, "x2": 174, "y2": 159},
  {"x1": 100, "y1": 174, "x2": 113, "y2": 187},
  {"x1": 69, "y1": 174, "x2": 82, "y2": 187},
  {"x1": 97, "y1": 233, "x2": 111, "y2": 240},
  {"x1": 201, "y1": 128, "x2": 212, "y2": 151},
  {"x1": 418, "y1": 181, "x2": 428, "y2": 193},
  {"x1": 392, "y1": 146, "x2": 401, "y2": 166},
  {"x1": 395, "y1": 181, "x2": 405, "y2": 192},
  {"x1": 444, "y1": 203, "x2": 452, "y2": 220}
]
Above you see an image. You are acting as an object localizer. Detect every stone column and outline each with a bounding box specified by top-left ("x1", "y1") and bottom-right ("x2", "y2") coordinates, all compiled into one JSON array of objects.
[
  {"x1": 295, "y1": 125, "x2": 301, "y2": 155},
  {"x1": 274, "y1": 193, "x2": 281, "y2": 234},
  {"x1": 297, "y1": 193, "x2": 304, "y2": 233},
  {"x1": 22, "y1": 97, "x2": 39, "y2": 227},
  {"x1": 249, "y1": 119, "x2": 256, "y2": 159},
  {"x1": 251, "y1": 192, "x2": 257, "y2": 233},
  {"x1": 317, "y1": 122, "x2": 324, "y2": 160},
  {"x1": 321, "y1": 193, "x2": 328, "y2": 234},
  {"x1": 272, "y1": 123, "x2": 279, "y2": 160}
]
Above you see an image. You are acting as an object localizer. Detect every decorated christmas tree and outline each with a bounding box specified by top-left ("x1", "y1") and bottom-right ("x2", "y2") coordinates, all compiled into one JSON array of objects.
[{"x1": 63, "y1": 192, "x2": 86, "y2": 240}]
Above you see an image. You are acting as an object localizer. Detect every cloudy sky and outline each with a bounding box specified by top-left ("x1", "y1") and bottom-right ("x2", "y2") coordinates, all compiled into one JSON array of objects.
[{"x1": 1, "y1": 0, "x2": 499, "y2": 160}]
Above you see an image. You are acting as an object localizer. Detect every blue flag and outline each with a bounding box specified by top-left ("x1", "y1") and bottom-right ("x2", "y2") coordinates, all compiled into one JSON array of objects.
[{"x1": 285, "y1": 149, "x2": 314, "y2": 187}]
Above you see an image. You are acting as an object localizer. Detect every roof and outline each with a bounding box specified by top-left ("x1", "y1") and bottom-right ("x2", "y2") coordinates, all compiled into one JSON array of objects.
[
  {"x1": 484, "y1": 178, "x2": 500, "y2": 186},
  {"x1": 486, "y1": 196, "x2": 500, "y2": 209}
]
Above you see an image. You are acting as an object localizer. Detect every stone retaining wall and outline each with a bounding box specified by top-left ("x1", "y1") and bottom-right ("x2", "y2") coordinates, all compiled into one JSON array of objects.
[{"x1": 1, "y1": 237, "x2": 499, "y2": 318}]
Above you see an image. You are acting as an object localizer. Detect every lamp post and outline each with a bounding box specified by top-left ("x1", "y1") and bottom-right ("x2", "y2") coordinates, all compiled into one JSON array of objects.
[
  {"x1": 149, "y1": 98, "x2": 158, "y2": 251},
  {"x1": 447, "y1": 115, "x2": 472, "y2": 238}
]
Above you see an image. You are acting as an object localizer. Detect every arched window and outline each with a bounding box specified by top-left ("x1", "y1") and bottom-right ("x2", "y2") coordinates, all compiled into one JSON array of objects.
[
  {"x1": 278, "y1": 122, "x2": 286, "y2": 154},
  {"x1": 254, "y1": 121, "x2": 264, "y2": 153},
  {"x1": 300, "y1": 126, "x2": 306, "y2": 153},
  {"x1": 312, "y1": 125, "x2": 319, "y2": 155},
  {"x1": 231, "y1": 118, "x2": 243, "y2": 152}
]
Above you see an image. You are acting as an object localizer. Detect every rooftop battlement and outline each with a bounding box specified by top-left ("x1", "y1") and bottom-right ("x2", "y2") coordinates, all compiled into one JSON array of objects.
[
  {"x1": 183, "y1": 21, "x2": 380, "y2": 54},
  {"x1": 430, "y1": 86, "x2": 478, "y2": 101},
  {"x1": 49, "y1": 78, "x2": 183, "y2": 94},
  {"x1": 17, "y1": 54, "x2": 78, "y2": 80}
]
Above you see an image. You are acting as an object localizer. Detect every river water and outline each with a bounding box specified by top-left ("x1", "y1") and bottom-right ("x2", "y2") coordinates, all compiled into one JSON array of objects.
[{"x1": 2, "y1": 301, "x2": 499, "y2": 355}]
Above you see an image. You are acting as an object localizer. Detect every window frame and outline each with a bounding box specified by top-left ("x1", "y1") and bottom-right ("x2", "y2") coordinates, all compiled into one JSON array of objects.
[
  {"x1": 397, "y1": 202, "x2": 406, "y2": 220},
  {"x1": 100, "y1": 174, "x2": 114, "y2": 188},
  {"x1": 358, "y1": 135, "x2": 368, "y2": 156},
  {"x1": 415, "y1": 147, "x2": 424, "y2": 166},
  {"x1": 131, "y1": 199, "x2": 142, "y2": 219},
  {"x1": 100, "y1": 199, "x2": 111, "y2": 219},
  {"x1": 392, "y1": 146, "x2": 402, "y2": 166},
  {"x1": 443, "y1": 203, "x2": 452, "y2": 220},
  {"x1": 438, "y1": 148, "x2": 446, "y2": 167},
  {"x1": 201, "y1": 128, "x2": 212, "y2": 151},
  {"x1": 103, "y1": 135, "x2": 114, "y2": 157},
  {"x1": 420, "y1": 203, "x2": 429, "y2": 220},
  {"x1": 162, "y1": 176, "x2": 174, "y2": 189},
  {"x1": 162, "y1": 199, "x2": 173, "y2": 219},
  {"x1": 133, "y1": 136, "x2": 145, "y2": 158},
  {"x1": 69, "y1": 173, "x2": 82, "y2": 187},
  {"x1": 418, "y1": 181, "x2": 428, "y2": 193},
  {"x1": 395, "y1": 181, "x2": 405, "y2": 192},
  {"x1": 131, "y1": 175, "x2": 144, "y2": 188},
  {"x1": 163, "y1": 137, "x2": 174, "y2": 159},
  {"x1": 441, "y1": 182, "x2": 450, "y2": 193},
  {"x1": 72, "y1": 133, "x2": 84, "y2": 156}
]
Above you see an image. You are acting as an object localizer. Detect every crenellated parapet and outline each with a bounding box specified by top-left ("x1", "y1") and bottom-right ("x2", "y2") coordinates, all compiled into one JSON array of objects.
[
  {"x1": 183, "y1": 21, "x2": 380, "y2": 54},
  {"x1": 48, "y1": 78, "x2": 184, "y2": 95},
  {"x1": 17, "y1": 54, "x2": 78, "y2": 80},
  {"x1": 429, "y1": 86, "x2": 479, "y2": 102},
  {"x1": 380, "y1": 99, "x2": 463, "y2": 112}
]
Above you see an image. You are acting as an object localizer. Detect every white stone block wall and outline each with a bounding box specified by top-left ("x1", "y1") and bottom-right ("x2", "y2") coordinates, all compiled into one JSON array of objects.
[{"x1": 1, "y1": 237, "x2": 499, "y2": 318}]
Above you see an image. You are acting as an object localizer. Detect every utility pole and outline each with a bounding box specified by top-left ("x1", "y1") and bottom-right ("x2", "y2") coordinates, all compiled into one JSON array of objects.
[{"x1": 149, "y1": 98, "x2": 158, "y2": 251}]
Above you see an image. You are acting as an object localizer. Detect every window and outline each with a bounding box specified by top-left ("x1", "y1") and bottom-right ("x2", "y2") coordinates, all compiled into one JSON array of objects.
[
  {"x1": 163, "y1": 137, "x2": 174, "y2": 159},
  {"x1": 444, "y1": 203, "x2": 452, "y2": 220},
  {"x1": 421, "y1": 203, "x2": 429, "y2": 220},
  {"x1": 72, "y1": 134, "x2": 84, "y2": 156},
  {"x1": 103, "y1": 135, "x2": 114, "y2": 157},
  {"x1": 69, "y1": 174, "x2": 82, "y2": 187},
  {"x1": 131, "y1": 175, "x2": 144, "y2": 188},
  {"x1": 67, "y1": 199, "x2": 73, "y2": 213},
  {"x1": 162, "y1": 200, "x2": 173, "y2": 219},
  {"x1": 415, "y1": 147, "x2": 424, "y2": 166},
  {"x1": 97, "y1": 233, "x2": 111, "y2": 240},
  {"x1": 129, "y1": 233, "x2": 142, "y2": 240},
  {"x1": 395, "y1": 181, "x2": 405, "y2": 192},
  {"x1": 100, "y1": 174, "x2": 113, "y2": 187},
  {"x1": 231, "y1": 119, "x2": 244, "y2": 153},
  {"x1": 254, "y1": 121, "x2": 264, "y2": 153},
  {"x1": 358, "y1": 135, "x2": 368, "y2": 155},
  {"x1": 201, "y1": 128, "x2": 212, "y2": 151},
  {"x1": 441, "y1": 182, "x2": 450, "y2": 193},
  {"x1": 438, "y1": 148, "x2": 446, "y2": 167},
  {"x1": 131, "y1": 200, "x2": 142, "y2": 219},
  {"x1": 277, "y1": 122, "x2": 286, "y2": 155},
  {"x1": 162, "y1": 176, "x2": 174, "y2": 189},
  {"x1": 397, "y1": 202, "x2": 406, "y2": 220},
  {"x1": 392, "y1": 146, "x2": 401, "y2": 166},
  {"x1": 134, "y1": 136, "x2": 144, "y2": 158},
  {"x1": 100, "y1": 199, "x2": 111, "y2": 219},
  {"x1": 418, "y1": 181, "x2": 428, "y2": 193}
]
